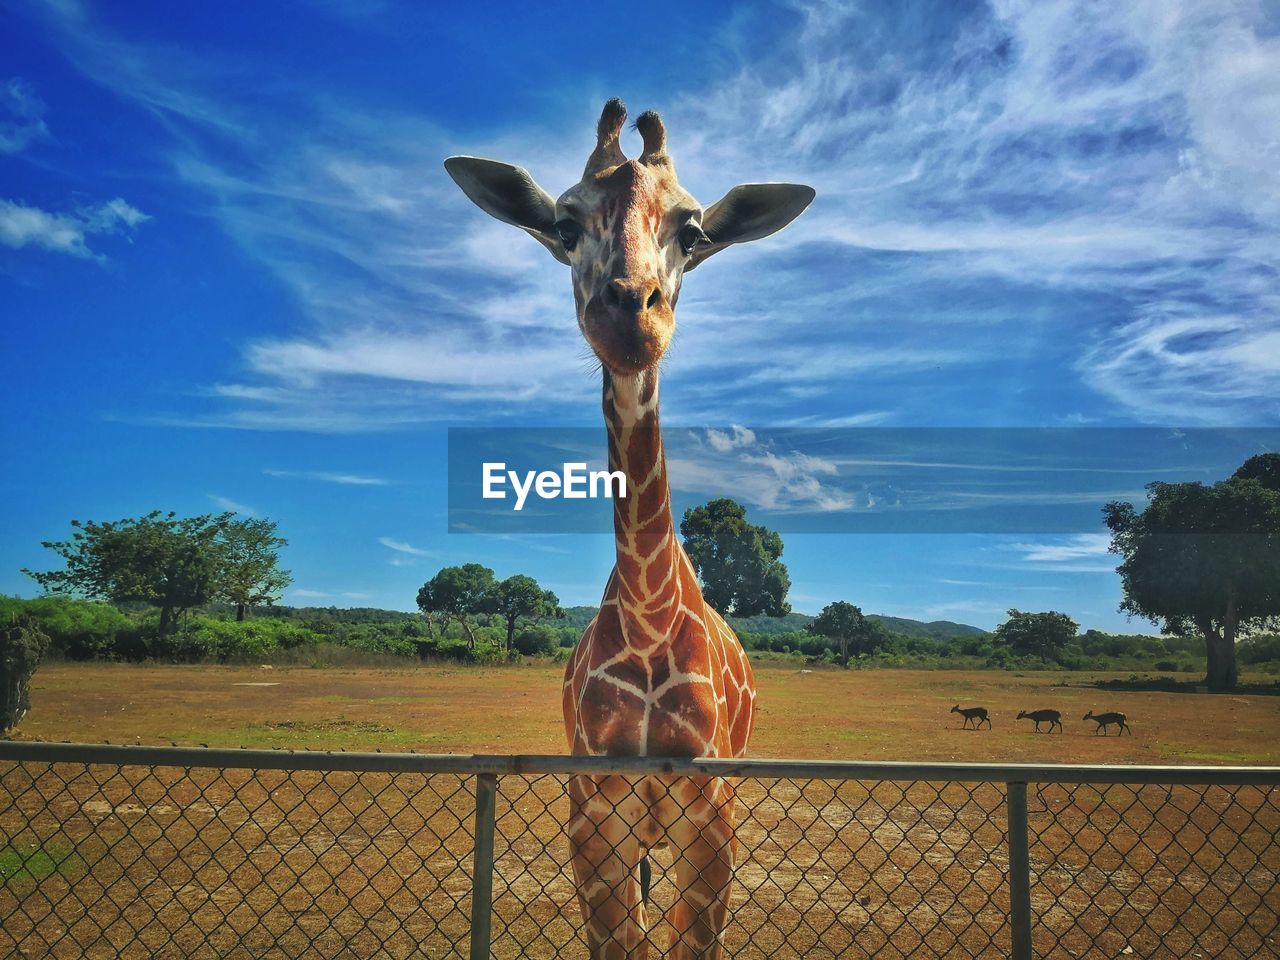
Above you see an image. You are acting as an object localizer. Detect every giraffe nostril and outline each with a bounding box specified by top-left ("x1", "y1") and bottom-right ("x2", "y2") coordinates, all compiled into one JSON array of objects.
[{"x1": 646, "y1": 287, "x2": 661, "y2": 310}]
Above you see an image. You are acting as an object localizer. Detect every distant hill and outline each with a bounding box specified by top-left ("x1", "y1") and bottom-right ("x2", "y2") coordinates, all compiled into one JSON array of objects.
[
  {"x1": 867, "y1": 615, "x2": 987, "y2": 642},
  {"x1": 730, "y1": 611, "x2": 985, "y2": 642},
  {"x1": 551, "y1": 607, "x2": 985, "y2": 641},
  {"x1": 725, "y1": 612, "x2": 814, "y2": 635},
  {"x1": 257, "y1": 603, "x2": 985, "y2": 642},
  {"x1": 552, "y1": 606, "x2": 603, "y2": 631}
]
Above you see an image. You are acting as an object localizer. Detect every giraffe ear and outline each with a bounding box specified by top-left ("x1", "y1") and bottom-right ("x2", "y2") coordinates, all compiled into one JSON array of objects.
[
  {"x1": 686, "y1": 183, "x2": 815, "y2": 271},
  {"x1": 444, "y1": 156, "x2": 570, "y2": 265}
]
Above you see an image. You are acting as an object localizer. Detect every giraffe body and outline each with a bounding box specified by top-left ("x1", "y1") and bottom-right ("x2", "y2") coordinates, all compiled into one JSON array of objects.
[{"x1": 445, "y1": 99, "x2": 812, "y2": 959}]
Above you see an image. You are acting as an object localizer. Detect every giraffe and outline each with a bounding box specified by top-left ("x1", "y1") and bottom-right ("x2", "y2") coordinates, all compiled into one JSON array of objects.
[{"x1": 445, "y1": 99, "x2": 814, "y2": 959}]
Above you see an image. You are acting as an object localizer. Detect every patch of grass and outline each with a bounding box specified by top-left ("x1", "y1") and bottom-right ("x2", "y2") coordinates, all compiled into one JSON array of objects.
[
  {"x1": 1158, "y1": 745, "x2": 1280, "y2": 764},
  {"x1": 829, "y1": 729, "x2": 892, "y2": 745},
  {"x1": 162, "y1": 717, "x2": 426, "y2": 750},
  {"x1": 0, "y1": 839, "x2": 84, "y2": 884}
]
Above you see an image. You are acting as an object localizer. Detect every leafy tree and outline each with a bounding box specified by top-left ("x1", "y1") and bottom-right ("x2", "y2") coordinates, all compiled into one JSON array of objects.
[
  {"x1": 216, "y1": 518, "x2": 292, "y2": 621},
  {"x1": 806, "y1": 601, "x2": 888, "y2": 668},
  {"x1": 679, "y1": 498, "x2": 790, "y2": 617},
  {"x1": 24, "y1": 512, "x2": 232, "y2": 636},
  {"x1": 993, "y1": 609, "x2": 1078, "y2": 662},
  {"x1": 1104, "y1": 472, "x2": 1280, "y2": 691},
  {"x1": 1233, "y1": 453, "x2": 1280, "y2": 493},
  {"x1": 1, "y1": 614, "x2": 51, "y2": 732},
  {"x1": 491, "y1": 574, "x2": 562, "y2": 654},
  {"x1": 416, "y1": 563, "x2": 497, "y2": 649}
]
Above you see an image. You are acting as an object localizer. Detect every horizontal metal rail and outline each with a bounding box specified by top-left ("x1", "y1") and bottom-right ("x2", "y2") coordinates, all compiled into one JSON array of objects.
[{"x1": 2, "y1": 740, "x2": 1278, "y2": 784}]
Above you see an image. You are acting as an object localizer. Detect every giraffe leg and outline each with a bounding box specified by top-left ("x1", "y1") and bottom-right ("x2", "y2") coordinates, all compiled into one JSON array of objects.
[
  {"x1": 569, "y1": 775, "x2": 649, "y2": 959},
  {"x1": 664, "y1": 779, "x2": 736, "y2": 960}
]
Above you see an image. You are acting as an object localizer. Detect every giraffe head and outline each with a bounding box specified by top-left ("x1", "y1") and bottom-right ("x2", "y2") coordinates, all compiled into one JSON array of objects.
[{"x1": 445, "y1": 99, "x2": 815, "y2": 375}]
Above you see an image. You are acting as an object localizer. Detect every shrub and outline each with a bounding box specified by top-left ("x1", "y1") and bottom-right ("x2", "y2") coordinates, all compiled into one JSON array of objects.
[
  {"x1": 160, "y1": 616, "x2": 320, "y2": 662},
  {"x1": 0, "y1": 595, "x2": 133, "y2": 660},
  {"x1": 1, "y1": 615, "x2": 51, "y2": 732},
  {"x1": 514, "y1": 625, "x2": 559, "y2": 657}
]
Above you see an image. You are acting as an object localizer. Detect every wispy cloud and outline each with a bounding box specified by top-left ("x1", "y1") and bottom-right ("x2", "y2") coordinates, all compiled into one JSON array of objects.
[
  {"x1": 208, "y1": 493, "x2": 256, "y2": 515},
  {"x1": 378, "y1": 536, "x2": 430, "y2": 556},
  {"x1": 0, "y1": 77, "x2": 49, "y2": 153},
  {"x1": 291, "y1": 588, "x2": 375, "y2": 600},
  {"x1": 264, "y1": 468, "x2": 388, "y2": 486},
  {"x1": 21, "y1": 0, "x2": 1280, "y2": 428},
  {"x1": 1007, "y1": 533, "x2": 1115, "y2": 572},
  {"x1": 668, "y1": 428, "x2": 856, "y2": 513},
  {"x1": 0, "y1": 197, "x2": 148, "y2": 258}
]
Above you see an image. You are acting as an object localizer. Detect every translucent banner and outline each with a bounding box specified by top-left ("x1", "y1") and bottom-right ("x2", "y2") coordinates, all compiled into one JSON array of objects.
[{"x1": 447, "y1": 427, "x2": 1280, "y2": 534}]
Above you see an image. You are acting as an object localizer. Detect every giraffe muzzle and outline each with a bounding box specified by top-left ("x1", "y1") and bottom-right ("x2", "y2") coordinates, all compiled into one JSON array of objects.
[{"x1": 581, "y1": 286, "x2": 674, "y2": 374}]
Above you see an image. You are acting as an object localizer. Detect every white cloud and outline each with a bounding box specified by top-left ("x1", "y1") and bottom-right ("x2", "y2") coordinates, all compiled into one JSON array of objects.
[
  {"x1": 0, "y1": 197, "x2": 149, "y2": 258},
  {"x1": 208, "y1": 494, "x2": 256, "y2": 515},
  {"x1": 292, "y1": 588, "x2": 331, "y2": 598},
  {"x1": 669, "y1": 429, "x2": 856, "y2": 513},
  {"x1": 0, "y1": 77, "x2": 49, "y2": 153},
  {"x1": 264, "y1": 468, "x2": 388, "y2": 485},
  {"x1": 1008, "y1": 533, "x2": 1116, "y2": 572},
  {"x1": 705, "y1": 425, "x2": 756, "y2": 453},
  {"x1": 26, "y1": 0, "x2": 1280, "y2": 427},
  {"x1": 378, "y1": 536, "x2": 430, "y2": 556}
]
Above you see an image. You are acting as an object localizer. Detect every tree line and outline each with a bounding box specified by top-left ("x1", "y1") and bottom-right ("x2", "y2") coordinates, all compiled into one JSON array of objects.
[{"x1": 5, "y1": 451, "x2": 1280, "y2": 692}]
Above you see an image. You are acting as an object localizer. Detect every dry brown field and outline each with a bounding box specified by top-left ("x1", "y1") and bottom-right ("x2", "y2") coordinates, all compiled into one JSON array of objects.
[
  {"x1": 2, "y1": 662, "x2": 1278, "y2": 959},
  {"x1": 12, "y1": 660, "x2": 1280, "y2": 763}
]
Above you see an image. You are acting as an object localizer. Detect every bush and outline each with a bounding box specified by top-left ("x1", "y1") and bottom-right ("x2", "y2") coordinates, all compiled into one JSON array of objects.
[
  {"x1": 1, "y1": 615, "x2": 51, "y2": 732},
  {"x1": 154, "y1": 616, "x2": 320, "y2": 662},
  {"x1": 0, "y1": 595, "x2": 132, "y2": 660},
  {"x1": 514, "y1": 625, "x2": 559, "y2": 657},
  {"x1": 1239, "y1": 635, "x2": 1280, "y2": 666}
]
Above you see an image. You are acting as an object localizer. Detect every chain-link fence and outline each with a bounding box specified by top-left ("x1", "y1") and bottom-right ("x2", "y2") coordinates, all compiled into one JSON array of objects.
[{"x1": 0, "y1": 743, "x2": 1276, "y2": 959}]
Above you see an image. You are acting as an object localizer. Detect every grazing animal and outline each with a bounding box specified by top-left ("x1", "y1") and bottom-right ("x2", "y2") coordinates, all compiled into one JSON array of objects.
[
  {"x1": 1083, "y1": 710, "x2": 1132, "y2": 736},
  {"x1": 446, "y1": 100, "x2": 813, "y2": 959},
  {"x1": 1016, "y1": 709, "x2": 1063, "y2": 733},
  {"x1": 951, "y1": 704, "x2": 991, "y2": 729}
]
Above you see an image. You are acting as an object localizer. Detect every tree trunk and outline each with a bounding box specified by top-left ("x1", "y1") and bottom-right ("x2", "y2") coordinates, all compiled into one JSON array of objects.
[
  {"x1": 461, "y1": 618, "x2": 476, "y2": 650},
  {"x1": 236, "y1": 603, "x2": 247, "y2": 622},
  {"x1": 840, "y1": 637, "x2": 849, "y2": 669},
  {"x1": 506, "y1": 616, "x2": 516, "y2": 654},
  {"x1": 1200, "y1": 605, "x2": 1239, "y2": 692},
  {"x1": 159, "y1": 604, "x2": 175, "y2": 637}
]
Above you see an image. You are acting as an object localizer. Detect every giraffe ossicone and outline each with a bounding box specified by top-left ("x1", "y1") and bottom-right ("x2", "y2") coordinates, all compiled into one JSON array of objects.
[{"x1": 446, "y1": 99, "x2": 814, "y2": 959}]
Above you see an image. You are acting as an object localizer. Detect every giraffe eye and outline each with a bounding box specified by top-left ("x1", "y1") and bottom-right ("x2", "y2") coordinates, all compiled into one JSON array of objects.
[
  {"x1": 555, "y1": 220, "x2": 581, "y2": 252},
  {"x1": 678, "y1": 223, "x2": 709, "y2": 256}
]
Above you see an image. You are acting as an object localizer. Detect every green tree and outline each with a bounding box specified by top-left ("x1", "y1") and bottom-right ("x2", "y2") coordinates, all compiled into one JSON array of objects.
[
  {"x1": 1, "y1": 614, "x2": 51, "y2": 732},
  {"x1": 24, "y1": 512, "x2": 231, "y2": 636},
  {"x1": 993, "y1": 609, "x2": 1078, "y2": 662},
  {"x1": 806, "y1": 601, "x2": 888, "y2": 668},
  {"x1": 416, "y1": 563, "x2": 497, "y2": 649},
  {"x1": 491, "y1": 574, "x2": 562, "y2": 654},
  {"x1": 1104, "y1": 472, "x2": 1280, "y2": 691},
  {"x1": 679, "y1": 498, "x2": 790, "y2": 617},
  {"x1": 1233, "y1": 453, "x2": 1280, "y2": 493},
  {"x1": 216, "y1": 518, "x2": 292, "y2": 621}
]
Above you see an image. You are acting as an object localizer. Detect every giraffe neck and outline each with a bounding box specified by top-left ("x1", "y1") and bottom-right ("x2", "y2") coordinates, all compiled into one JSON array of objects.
[{"x1": 602, "y1": 368, "x2": 684, "y2": 645}]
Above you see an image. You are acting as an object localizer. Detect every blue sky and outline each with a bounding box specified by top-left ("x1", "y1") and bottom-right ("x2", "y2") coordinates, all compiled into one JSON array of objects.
[{"x1": 2, "y1": 0, "x2": 1278, "y2": 631}]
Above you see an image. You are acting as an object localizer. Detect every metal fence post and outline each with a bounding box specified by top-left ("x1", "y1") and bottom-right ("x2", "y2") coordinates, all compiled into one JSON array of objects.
[
  {"x1": 470, "y1": 772, "x2": 498, "y2": 960},
  {"x1": 1006, "y1": 781, "x2": 1033, "y2": 960}
]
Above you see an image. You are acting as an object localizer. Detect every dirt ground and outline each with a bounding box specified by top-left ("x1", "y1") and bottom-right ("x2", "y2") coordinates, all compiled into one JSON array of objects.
[
  {"x1": 12, "y1": 660, "x2": 1280, "y2": 763},
  {"x1": 2, "y1": 663, "x2": 1278, "y2": 958}
]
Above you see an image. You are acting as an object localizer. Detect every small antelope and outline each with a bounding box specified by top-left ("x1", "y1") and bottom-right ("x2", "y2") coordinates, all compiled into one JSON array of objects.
[
  {"x1": 951, "y1": 704, "x2": 991, "y2": 730},
  {"x1": 1017, "y1": 709, "x2": 1063, "y2": 733},
  {"x1": 1083, "y1": 710, "x2": 1132, "y2": 736}
]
